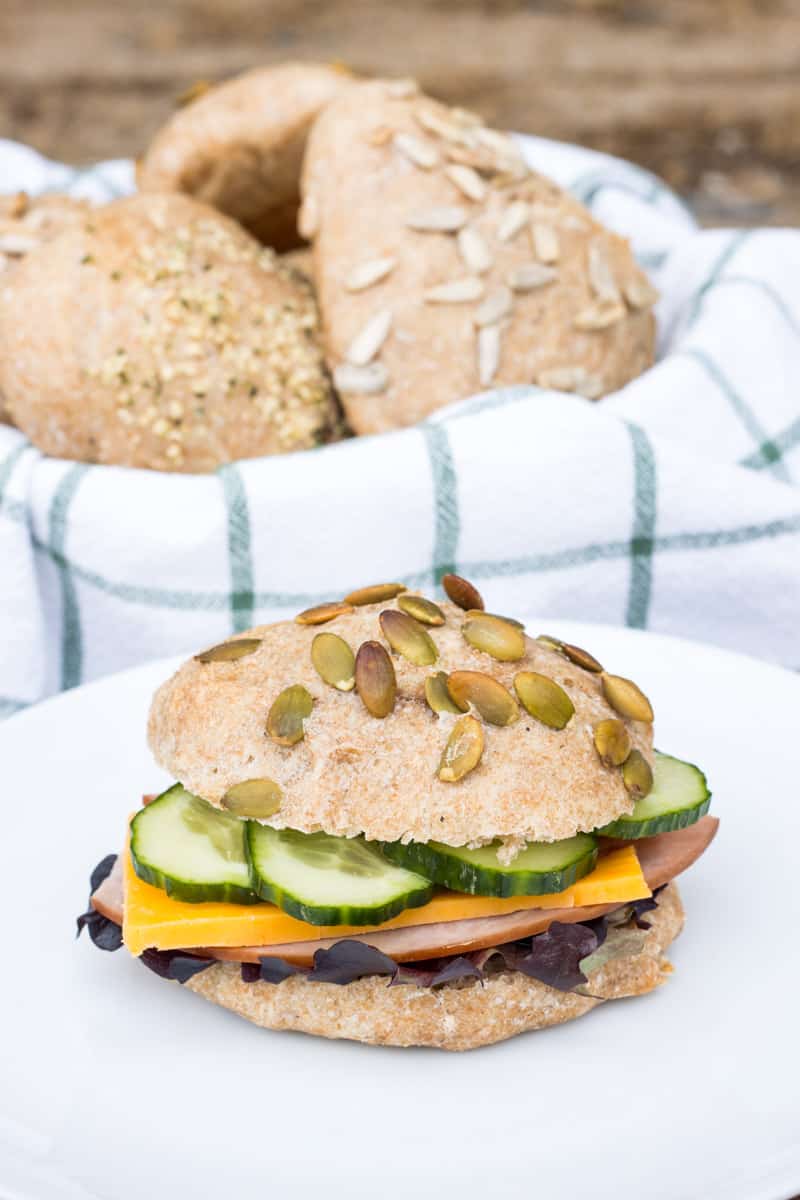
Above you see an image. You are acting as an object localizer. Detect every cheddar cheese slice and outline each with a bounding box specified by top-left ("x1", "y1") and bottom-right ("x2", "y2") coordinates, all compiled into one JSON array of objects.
[{"x1": 122, "y1": 843, "x2": 650, "y2": 956}]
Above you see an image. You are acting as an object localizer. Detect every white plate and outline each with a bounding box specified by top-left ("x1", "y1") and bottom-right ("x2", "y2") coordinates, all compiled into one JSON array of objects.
[{"x1": 1, "y1": 622, "x2": 798, "y2": 1200}]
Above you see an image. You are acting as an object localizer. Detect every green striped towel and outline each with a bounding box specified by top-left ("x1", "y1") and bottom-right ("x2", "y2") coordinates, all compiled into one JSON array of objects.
[{"x1": 0, "y1": 135, "x2": 798, "y2": 716}]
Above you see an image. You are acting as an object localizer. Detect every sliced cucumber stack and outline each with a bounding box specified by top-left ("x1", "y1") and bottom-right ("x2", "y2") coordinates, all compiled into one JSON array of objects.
[
  {"x1": 600, "y1": 751, "x2": 711, "y2": 839},
  {"x1": 246, "y1": 825, "x2": 434, "y2": 925},
  {"x1": 130, "y1": 785, "x2": 258, "y2": 904},
  {"x1": 381, "y1": 833, "x2": 598, "y2": 897}
]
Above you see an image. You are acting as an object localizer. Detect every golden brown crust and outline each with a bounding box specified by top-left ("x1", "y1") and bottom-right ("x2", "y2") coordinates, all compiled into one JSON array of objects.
[
  {"x1": 137, "y1": 62, "x2": 354, "y2": 250},
  {"x1": 185, "y1": 882, "x2": 684, "y2": 1049},
  {"x1": 0, "y1": 192, "x2": 339, "y2": 471},
  {"x1": 302, "y1": 80, "x2": 656, "y2": 435},
  {"x1": 0, "y1": 193, "x2": 91, "y2": 424},
  {"x1": 147, "y1": 599, "x2": 652, "y2": 845}
]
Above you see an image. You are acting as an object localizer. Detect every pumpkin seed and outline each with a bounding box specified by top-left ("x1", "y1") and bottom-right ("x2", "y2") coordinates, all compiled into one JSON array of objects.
[
  {"x1": 514, "y1": 671, "x2": 574, "y2": 730},
  {"x1": 397, "y1": 594, "x2": 446, "y2": 626},
  {"x1": 222, "y1": 778, "x2": 283, "y2": 819},
  {"x1": 602, "y1": 673, "x2": 654, "y2": 723},
  {"x1": 593, "y1": 719, "x2": 632, "y2": 768},
  {"x1": 561, "y1": 642, "x2": 603, "y2": 673},
  {"x1": 622, "y1": 749, "x2": 654, "y2": 798},
  {"x1": 195, "y1": 637, "x2": 261, "y2": 663},
  {"x1": 380, "y1": 609, "x2": 438, "y2": 665},
  {"x1": 345, "y1": 582, "x2": 406, "y2": 606},
  {"x1": 447, "y1": 670, "x2": 520, "y2": 726},
  {"x1": 536, "y1": 634, "x2": 564, "y2": 652},
  {"x1": 442, "y1": 572, "x2": 484, "y2": 611},
  {"x1": 465, "y1": 608, "x2": 524, "y2": 628},
  {"x1": 535, "y1": 635, "x2": 603, "y2": 673},
  {"x1": 311, "y1": 632, "x2": 356, "y2": 691},
  {"x1": 295, "y1": 601, "x2": 353, "y2": 625},
  {"x1": 425, "y1": 671, "x2": 468, "y2": 715},
  {"x1": 438, "y1": 714, "x2": 485, "y2": 782},
  {"x1": 267, "y1": 684, "x2": 314, "y2": 746},
  {"x1": 355, "y1": 641, "x2": 397, "y2": 717},
  {"x1": 463, "y1": 614, "x2": 525, "y2": 662}
]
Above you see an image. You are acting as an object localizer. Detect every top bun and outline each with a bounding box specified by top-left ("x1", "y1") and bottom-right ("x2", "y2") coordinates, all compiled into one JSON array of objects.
[{"x1": 148, "y1": 586, "x2": 653, "y2": 849}]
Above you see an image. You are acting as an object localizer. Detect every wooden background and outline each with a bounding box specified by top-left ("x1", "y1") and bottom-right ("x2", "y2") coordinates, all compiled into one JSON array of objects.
[{"x1": 1, "y1": 0, "x2": 799, "y2": 226}]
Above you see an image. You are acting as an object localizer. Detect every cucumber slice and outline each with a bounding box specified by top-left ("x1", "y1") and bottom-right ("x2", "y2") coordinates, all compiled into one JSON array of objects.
[
  {"x1": 380, "y1": 833, "x2": 598, "y2": 897},
  {"x1": 130, "y1": 785, "x2": 257, "y2": 904},
  {"x1": 600, "y1": 751, "x2": 711, "y2": 838},
  {"x1": 246, "y1": 825, "x2": 433, "y2": 926}
]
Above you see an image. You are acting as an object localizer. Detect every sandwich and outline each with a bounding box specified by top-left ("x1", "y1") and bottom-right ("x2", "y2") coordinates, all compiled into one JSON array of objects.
[{"x1": 79, "y1": 575, "x2": 717, "y2": 1051}]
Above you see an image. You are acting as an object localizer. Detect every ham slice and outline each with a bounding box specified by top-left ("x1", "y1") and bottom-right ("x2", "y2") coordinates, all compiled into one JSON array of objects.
[{"x1": 92, "y1": 815, "x2": 718, "y2": 965}]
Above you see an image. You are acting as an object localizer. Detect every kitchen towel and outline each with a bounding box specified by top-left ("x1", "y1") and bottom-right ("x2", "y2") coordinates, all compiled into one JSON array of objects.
[{"x1": 1, "y1": 132, "x2": 798, "y2": 715}]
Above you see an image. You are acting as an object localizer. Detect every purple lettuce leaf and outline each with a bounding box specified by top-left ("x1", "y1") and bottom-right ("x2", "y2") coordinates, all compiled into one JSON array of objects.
[
  {"x1": 76, "y1": 908, "x2": 124, "y2": 952},
  {"x1": 243, "y1": 957, "x2": 309, "y2": 984},
  {"x1": 76, "y1": 853, "x2": 123, "y2": 952},
  {"x1": 514, "y1": 921, "x2": 601, "y2": 992},
  {"x1": 390, "y1": 956, "x2": 485, "y2": 988},
  {"x1": 308, "y1": 940, "x2": 397, "y2": 984},
  {"x1": 139, "y1": 947, "x2": 214, "y2": 984}
]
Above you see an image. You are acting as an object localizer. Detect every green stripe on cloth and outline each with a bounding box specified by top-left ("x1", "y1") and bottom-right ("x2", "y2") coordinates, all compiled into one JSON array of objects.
[
  {"x1": 625, "y1": 423, "x2": 658, "y2": 628},
  {"x1": 694, "y1": 275, "x2": 800, "y2": 339},
  {"x1": 219, "y1": 464, "x2": 254, "y2": 632},
  {"x1": 31, "y1": 509, "x2": 799, "y2": 614},
  {"x1": 740, "y1": 415, "x2": 800, "y2": 473},
  {"x1": 423, "y1": 424, "x2": 460, "y2": 583},
  {"x1": 0, "y1": 442, "x2": 29, "y2": 508},
  {"x1": 457, "y1": 511, "x2": 800, "y2": 582},
  {"x1": 48, "y1": 464, "x2": 89, "y2": 690},
  {"x1": 684, "y1": 230, "x2": 752, "y2": 328},
  {"x1": 568, "y1": 167, "x2": 694, "y2": 223},
  {"x1": 676, "y1": 347, "x2": 788, "y2": 482}
]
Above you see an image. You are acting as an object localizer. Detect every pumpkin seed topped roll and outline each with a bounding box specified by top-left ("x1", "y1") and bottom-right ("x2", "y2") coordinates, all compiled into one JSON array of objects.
[
  {"x1": 85, "y1": 567, "x2": 716, "y2": 1051},
  {"x1": 148, "y1": 586, "x2": 655, "y2": 851}
]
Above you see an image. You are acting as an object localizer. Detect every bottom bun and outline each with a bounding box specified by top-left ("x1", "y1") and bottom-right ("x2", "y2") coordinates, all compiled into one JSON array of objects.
[{"x1": 185, "y1": 884, "x2": 685, "y2": 1051}]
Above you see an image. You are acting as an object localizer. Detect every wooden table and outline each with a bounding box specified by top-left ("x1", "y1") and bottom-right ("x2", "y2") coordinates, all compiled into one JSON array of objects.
[{"x1": 1, "y1": 0, "x2": 799, "y2": 226}]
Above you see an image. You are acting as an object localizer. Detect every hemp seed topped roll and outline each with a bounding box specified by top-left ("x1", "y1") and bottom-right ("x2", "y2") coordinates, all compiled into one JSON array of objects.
[{"x1": 0, "y1": 192, "x2": 339, "y2": 471}]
